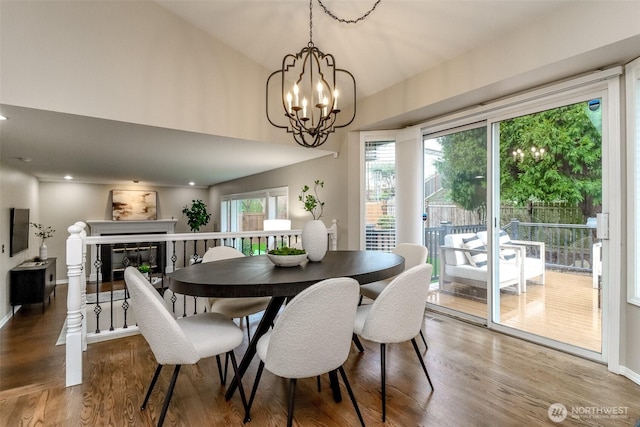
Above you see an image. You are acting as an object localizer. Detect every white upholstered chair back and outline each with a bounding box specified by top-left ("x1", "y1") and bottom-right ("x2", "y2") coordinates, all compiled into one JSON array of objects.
[
  {"x1": 125, "y1": 267, "x2": 200, "y2": 365},
  {"x1": 359, "y1": 263, "x2": 433, "y2": 344},
  {"x1": 394, "y1": 243, "x2": 429, "y2": 270},
  {"x1": 262, "y1": 277, "x2": 359, "y2": 378},
  {"x1": 202, "y1": 245, "x2": 244, "y2": 262}
]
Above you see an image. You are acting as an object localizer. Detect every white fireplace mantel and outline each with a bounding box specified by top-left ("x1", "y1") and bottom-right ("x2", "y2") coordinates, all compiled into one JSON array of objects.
[
  {"x1": 86, "y1": 219, "x2": 177, "y2": 235},
  {"x1": 85, "y1": 220, "x2": 177, "y2": 280}
]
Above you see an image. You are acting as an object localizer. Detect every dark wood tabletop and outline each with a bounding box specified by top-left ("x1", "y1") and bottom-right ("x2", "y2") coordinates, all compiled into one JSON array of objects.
[{"x1": 168, "y1": 250, "x2": 405, "y2": 298}]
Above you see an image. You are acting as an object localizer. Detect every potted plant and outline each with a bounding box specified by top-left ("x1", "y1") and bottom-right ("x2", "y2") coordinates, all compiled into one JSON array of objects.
[
  {"x1": 182, "y1": 199, "x2": 211, "y2": 232},
  {"x1": 31, "y1": 222, "x2": 55, "y2": 260},
  {"x1": 266, "y1": 246, "x2": 307, "y2": 267},
  {"x1": 138, "y1": 263, "x2": 152, "y2": 279},
  {"x1": 182, "y1": 199, "x2": 211, "y2": 263},
  {"x1": 298, "y1": 180, "x2": 327, "y2": 262}
]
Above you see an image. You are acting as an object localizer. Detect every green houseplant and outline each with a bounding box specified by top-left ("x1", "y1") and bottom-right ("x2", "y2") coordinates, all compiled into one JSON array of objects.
[
  {"x1": 182, "y1": 199, "x2": 211, "y2": 232},
  {"x1": 298, "y1": 179, "x2": 325, "y2": 220}
]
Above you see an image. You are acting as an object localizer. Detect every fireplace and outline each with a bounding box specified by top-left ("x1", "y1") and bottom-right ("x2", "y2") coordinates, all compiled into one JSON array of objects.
[{"x1": 86, "y1": 220, "x2": 177, "y2": 282}]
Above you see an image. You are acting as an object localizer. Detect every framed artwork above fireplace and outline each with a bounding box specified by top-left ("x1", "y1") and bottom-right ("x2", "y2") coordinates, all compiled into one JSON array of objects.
[{"x1": 112, "y1": 190, "x2": 157, "y2": 221}]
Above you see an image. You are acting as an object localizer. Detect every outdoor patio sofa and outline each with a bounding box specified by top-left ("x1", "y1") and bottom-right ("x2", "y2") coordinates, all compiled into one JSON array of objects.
[{"x1": 439, "y1": 231, "x2": 545, "y2": 295}]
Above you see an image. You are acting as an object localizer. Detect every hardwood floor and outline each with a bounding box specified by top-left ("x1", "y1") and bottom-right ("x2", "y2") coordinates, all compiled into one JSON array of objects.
[{"x1": 1, "y1": 284, "x2": 639, "y2": 426}]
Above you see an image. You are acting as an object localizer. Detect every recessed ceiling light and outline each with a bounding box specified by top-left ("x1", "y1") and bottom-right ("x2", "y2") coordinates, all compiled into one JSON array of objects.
[
  {"x1": 64, "y1": 175, "x2": 73, "y2": 180},
  {"x1": 17, "y1": 157, "x2": 32, "y2": 162},
  {"x1": 0, "y1": 115, "x2": 7, "y2": 120},
  {"x1": 189, "y1": 181, "x2": 195, "y2": 186}
]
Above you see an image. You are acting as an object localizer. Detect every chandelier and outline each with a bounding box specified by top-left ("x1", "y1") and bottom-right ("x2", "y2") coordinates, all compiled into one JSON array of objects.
[{"x1": 266, "y1": 0, "x2": 381, "y2": 148}]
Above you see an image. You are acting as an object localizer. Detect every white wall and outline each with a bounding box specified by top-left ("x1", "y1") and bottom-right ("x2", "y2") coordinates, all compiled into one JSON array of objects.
[
  {"x1": 0, "y1": 0, "x2": 284, "y2": 146},
  {"x1": 0, "y1": 163, "x2": 40, "y2": 324}
]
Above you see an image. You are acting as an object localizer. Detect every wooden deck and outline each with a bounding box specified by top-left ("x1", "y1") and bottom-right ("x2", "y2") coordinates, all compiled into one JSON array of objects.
[{"x1": 429, "y1": 270, "x2": 601, "y2": 352}]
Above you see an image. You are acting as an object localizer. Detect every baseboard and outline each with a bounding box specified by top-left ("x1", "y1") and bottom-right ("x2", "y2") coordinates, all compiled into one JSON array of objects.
[
  {"x1": 619, "y1": 365, "x2": 640, "y2": 386},
  {"x1": 0, "y1": 307, "x2": 20, "y2": 329}
]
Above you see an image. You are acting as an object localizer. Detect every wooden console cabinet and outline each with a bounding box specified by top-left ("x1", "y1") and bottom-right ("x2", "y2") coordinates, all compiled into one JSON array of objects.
[{"x1": 10, "y1": 257, "x2": 57, "y2": 315}]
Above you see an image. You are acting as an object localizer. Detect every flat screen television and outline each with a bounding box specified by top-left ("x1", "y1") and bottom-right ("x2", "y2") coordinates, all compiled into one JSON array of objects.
[{"x1": 10, "y1": 208, "x2": 30, "y2": 257}]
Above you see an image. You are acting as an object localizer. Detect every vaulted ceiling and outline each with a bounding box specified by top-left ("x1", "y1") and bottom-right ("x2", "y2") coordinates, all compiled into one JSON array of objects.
[{"x1": 0, "y1": 1, "x2": 631, "y2": 187}]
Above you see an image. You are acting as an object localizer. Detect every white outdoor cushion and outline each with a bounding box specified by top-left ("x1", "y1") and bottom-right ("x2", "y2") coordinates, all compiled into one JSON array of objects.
[
  {"x1": 444, "y1": 234, "x2": 474, "y2": 266},
  {"x1": 462, "y1": 235, "x2": 487, "y2": 267}
]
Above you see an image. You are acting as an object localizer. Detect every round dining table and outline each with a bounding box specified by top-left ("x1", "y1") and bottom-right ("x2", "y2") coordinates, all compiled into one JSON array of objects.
[{"x1": 168, "y1": 250, "x2": 405, "y2": 401}]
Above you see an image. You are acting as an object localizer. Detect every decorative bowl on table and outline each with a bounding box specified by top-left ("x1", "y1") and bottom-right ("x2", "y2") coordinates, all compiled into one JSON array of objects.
[{"x1": 266, "y1": 248, "x2": 308, "y2": 267}]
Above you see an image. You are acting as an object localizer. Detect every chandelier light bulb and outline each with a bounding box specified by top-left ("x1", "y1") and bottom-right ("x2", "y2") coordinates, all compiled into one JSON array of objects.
[
  {"x1": 286, "y1": 92, "x2": 293, "y2": 113},
  {"x1": 293, "y1": 83, "x2": 299, "y2": 107}
]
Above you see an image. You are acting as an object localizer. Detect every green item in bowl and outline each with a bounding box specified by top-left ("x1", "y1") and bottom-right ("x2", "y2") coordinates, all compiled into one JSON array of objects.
[{"x1": 268, "y1": 247, "x2": 306, "y2": 256}]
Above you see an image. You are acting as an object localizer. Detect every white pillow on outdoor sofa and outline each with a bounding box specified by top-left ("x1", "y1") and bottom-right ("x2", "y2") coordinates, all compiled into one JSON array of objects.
[
  {"x1": 476, "y1": 230, "x2": 517, "y2": 261},
  {"x1": 462, "y1": 235, "x2": 487, "y2": 267}
]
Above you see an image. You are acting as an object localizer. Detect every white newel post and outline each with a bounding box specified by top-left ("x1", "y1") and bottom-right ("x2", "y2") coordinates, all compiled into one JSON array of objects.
[
  {"x1": 75, "y1": 221, "x2": 88, "y2": 352},
  {"x1": 66, "y1": 224, "x2": 84, "y2": 386},
  {"x1": 329, "y1": 219, "x2": 338, "y2": 251}
]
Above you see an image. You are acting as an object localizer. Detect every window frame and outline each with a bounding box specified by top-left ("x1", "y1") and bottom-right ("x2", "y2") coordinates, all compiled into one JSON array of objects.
[
  {"x1": 626, "y1": 57, "x2": 640, "y2": 307},
  {"x1": 220, "y1": 186, "x2": 288, "y2": 233}
]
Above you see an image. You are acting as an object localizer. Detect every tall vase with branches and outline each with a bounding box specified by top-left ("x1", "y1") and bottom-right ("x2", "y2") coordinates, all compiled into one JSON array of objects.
[
  {"x1": 299, "y1": 180, "x2": 327, "y2": 261},
  {"x1": 31, "y1": 222, "x2": 55, "y2": 260}
]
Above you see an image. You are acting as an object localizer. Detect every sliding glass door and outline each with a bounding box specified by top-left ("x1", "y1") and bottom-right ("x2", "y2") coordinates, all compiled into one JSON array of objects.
[
  {"x1": 424, "y1": 124, "x2": 488, "y2": 321},
  {"x1": 492, "y1": 98, "x2": 603, "y2": 354},
  {"x1": 420, "y1": 70, "x2": 620, "y2": 359}
]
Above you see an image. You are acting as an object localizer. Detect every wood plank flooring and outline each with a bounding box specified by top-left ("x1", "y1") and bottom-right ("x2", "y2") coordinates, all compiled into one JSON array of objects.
[{"x1": 1, "y1": 284, "x2": 639, "y2": 426}]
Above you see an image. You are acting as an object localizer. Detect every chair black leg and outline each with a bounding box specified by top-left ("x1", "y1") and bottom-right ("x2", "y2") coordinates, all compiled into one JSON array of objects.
[
  {"x1": 245, "y1": 316, "x2": 252, "y2": 341},
  {"x1": 215, "y1": 355, "x2": 225, "y2": 384},
  {"x1": 158, "y1": 365, "x2": 181, "y2": 427},
  {"x1": 420, "y1": 329, "x2": 428, "y2": 349},
  {"x1": 338, "y1": 366, "x2": 366, "y2": 427},
  {"x1": 352, "y1": 334, "x2": 365, "y2": 352},
  {"x1": 411, "y1": 338, "x2": 434, "y2": 390},
  {"x1": 224, "y1": 352, "x2": 230, "y2": 384},
  {"x1": 286, "y1": 378, "x2": 297, "y2": 427},
  {"x1": 141, "y1": 364, "x2": 163, "y2": 410},
  {"x1": 358, "y1": 295, "x2": 363, "y2": 305},
  {"x1": 245, "y1": 360, "x2": 265, "y2": 423},
  {"x1": 227, "y1": 351, "x2": 248, "y2": 417},
  {"x1": 317, "y1": 375, "x2": 322, "y2": 392},
  {"x1": 380, "y1": 343, "x2": 386, "y2": 422}
]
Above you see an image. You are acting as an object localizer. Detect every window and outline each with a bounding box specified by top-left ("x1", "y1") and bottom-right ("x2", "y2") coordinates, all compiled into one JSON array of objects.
[
  {"x1": 364, "y1": 140, "x2": 396, "y2": 251},
  {"x1": 221, "y1": 187, "x2": 288, "y2": 233}
]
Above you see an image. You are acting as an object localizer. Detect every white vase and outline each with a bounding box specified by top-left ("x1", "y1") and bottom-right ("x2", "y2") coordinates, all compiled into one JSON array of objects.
[
  {"x1": 302, "y1": 219, "x2": 328, "y2": 262},
  {"x1": 39, "y1": 242, "x2": 48, "y2": 260}
]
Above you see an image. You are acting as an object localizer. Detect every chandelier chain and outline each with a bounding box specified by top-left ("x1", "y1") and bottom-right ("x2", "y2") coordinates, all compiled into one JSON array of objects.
[
  {"x1": 309, "y1": 0, "x2": 313, "y2": 44},
  {"x1": 317, "y1": 0, "x2": 382, "y2": 24}
]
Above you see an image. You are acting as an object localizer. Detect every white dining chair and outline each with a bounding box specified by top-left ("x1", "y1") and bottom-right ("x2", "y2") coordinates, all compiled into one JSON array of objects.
[
  {"x1": 353, "y1": 263, "x2": 434, "y2": 422},
  {"x1": 244, "y1": 277, "x2": 366, "y2": 427},
  {"x1": 359, "y1": 243, "x2": 430, "y2": 348},
  {"x1": 125, "y1": 267, "x2": 248, "y2": 427},
  {"x1": 202, "y1": 246, "x2": 271, "y2": 341},
  {"x1": 163, "y1": 288, "x2": 210, "y2": 318}
]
